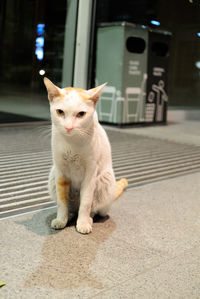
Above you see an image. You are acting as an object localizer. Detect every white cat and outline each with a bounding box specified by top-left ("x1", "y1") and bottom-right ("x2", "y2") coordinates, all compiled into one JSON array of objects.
[{"x1": 44, "y1": 78, "x2": 128, "y2": 234}]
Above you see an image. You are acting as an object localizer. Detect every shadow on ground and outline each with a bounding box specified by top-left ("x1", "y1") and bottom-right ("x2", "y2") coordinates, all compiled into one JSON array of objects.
[{"x1": 16, "y1": 211, "x2": 116, "y2": 290}]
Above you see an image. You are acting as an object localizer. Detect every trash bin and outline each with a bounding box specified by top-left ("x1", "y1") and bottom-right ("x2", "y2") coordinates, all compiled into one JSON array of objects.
[
  {"x1": 95, "y1": 22, "x2": 171, "y2": 125},
  {"x1": 145, "y1": 29, "x2": 171, "y2": 123},
  {"x1": 95, "y1": 22, "x2": 148, "y2": 124}
]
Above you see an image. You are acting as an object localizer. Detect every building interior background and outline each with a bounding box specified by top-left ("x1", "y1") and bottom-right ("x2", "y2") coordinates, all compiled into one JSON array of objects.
[{"x1": 0, "y1": 0, "x2": 200, "y2": 123}]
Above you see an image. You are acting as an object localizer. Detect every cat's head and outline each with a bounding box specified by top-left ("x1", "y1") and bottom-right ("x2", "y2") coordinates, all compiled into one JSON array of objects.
[{"x1": 44, "y1": 77, "x2": 106, "y2": 138}]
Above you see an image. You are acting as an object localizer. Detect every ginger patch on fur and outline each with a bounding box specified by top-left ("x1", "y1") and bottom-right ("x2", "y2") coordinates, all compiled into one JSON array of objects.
[
  {"x1": 116, "y1": 178, "x2": 128, "y2": 200},
  {"x1": 57, "y1": 178, "x2": 70, "y2": 204}
]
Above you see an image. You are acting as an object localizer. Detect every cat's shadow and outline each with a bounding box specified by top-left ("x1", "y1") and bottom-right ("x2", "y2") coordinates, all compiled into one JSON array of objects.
[
  {"x1": 16, "y1": 210, "x2": 110, "y2": 237},
  {"x1": 16, "y1": 209, "x2": 116, "y2": 290}
]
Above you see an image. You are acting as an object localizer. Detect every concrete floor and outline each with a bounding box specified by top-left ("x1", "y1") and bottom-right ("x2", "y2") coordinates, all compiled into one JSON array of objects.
[{"x1": 1, "y1": 119, "x2": 200, "y2": 298}]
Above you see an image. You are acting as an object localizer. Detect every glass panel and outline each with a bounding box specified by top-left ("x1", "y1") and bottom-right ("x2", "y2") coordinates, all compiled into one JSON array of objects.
[{"x1": 0, "y1": 0, "x2": 67, "y2": 123}]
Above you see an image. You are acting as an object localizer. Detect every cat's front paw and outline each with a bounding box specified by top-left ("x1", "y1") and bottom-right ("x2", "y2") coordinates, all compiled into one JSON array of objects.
[
  {"x1": 76, "y1": 217, "x2": 93, "y2": 234},
  {"x1": 51, "y1": 218, "x2": 67, "y2": 230}
]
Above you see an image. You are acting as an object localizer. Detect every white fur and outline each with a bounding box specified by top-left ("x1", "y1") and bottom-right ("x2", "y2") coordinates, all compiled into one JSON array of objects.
[{"x1": 45, "y1": 80, "x2": 116, "y2": 234}]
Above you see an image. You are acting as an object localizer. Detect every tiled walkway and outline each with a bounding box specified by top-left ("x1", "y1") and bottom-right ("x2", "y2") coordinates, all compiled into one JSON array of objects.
[{"x1": 1, "y1": 120, "x2": 200, "y2": 298}]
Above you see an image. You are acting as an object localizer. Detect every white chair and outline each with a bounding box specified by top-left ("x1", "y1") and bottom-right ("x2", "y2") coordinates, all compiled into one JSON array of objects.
[
  {"x1": 98, "y1": 86, "x2": 116, "y2": 122},
  {"x1": 124, "y1": 73, "x2": 147, "y2": 123},
  {"x1": 125, "y1": 87, "x2": 142, "y2": 122}
]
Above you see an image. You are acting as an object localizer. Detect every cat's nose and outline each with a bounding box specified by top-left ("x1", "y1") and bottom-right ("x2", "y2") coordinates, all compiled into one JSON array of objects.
[{"x1": 66, "y1": 127, "x2": 73, "y2": 133}]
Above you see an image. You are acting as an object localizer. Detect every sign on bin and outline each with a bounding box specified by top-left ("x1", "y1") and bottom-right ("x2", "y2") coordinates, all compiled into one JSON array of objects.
[{"x1": 145, "y1": 30, "x2": 171, "y2": 123}]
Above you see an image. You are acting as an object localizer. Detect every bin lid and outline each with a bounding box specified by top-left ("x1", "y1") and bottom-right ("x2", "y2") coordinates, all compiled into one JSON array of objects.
[
  {"x1": 97, "y1": 21, "x2": 147, "y2": 30},
  {"x1": 97, "y1": 22, "x2": 172, "y2": 36},
  {"x1": 149, "y1": 28, "x2": 172, "y2": 36}
]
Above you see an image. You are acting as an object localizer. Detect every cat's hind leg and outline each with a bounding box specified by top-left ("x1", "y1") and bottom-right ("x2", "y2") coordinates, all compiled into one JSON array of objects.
[
  {"x1": 92, "y1": 170, "x2": 116, "y2": 217},
  {"x1": 92, "y1": 173, "x2": 128, "y2": 217}
]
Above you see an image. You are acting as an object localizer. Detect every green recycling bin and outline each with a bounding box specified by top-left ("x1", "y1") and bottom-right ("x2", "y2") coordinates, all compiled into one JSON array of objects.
[{"x1": 95, "y1": 22, "x2": 148, "y2": 124}]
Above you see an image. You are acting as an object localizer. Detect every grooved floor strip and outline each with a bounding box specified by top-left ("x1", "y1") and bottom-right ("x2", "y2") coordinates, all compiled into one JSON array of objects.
[{"x1": 1, "y1": 125, "x2": 200, "y2": 219}]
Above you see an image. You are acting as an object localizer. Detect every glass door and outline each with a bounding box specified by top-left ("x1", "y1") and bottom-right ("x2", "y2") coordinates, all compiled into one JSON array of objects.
[{"x1": 0, "y1": 0, "x2": 68, "y2": 123}]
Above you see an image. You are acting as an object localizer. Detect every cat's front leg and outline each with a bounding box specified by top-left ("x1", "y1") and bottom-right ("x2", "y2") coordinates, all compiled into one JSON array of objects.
[
  {"x1": 76, "y1": 169, "x2": 96, "y2": 234},
  {"x1": 76, "y1": 214, "x2": 93, "y2": 234},
  {"x1": 51, "y1": 177, "x2": 70, "y2": 229}
]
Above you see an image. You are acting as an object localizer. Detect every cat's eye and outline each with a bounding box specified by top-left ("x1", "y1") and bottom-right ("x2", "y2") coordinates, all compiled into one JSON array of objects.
[
  {"x1": 56, "y1": 109, "x2": 64, "y2": 116},
  {"x1": 76, "y1": 111, "x2": 86, "y2": 118}
]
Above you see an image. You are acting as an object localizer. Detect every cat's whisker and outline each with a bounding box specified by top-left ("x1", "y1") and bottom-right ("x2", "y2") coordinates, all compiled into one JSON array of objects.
[
  {"x1": 30, "y1": 125, "x2": 52, "y2": 145},
  {"x1": 77, "y1": 128, "x2": 93, "y2": 138},
  {"x1": 32, "y1": 125, "x2": 51, "y2": 136}
]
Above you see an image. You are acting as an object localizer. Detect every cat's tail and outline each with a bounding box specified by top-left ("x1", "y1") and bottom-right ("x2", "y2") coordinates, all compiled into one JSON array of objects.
[{"x1": 115, "y1": 178, "x2": 128, "y2": 200}]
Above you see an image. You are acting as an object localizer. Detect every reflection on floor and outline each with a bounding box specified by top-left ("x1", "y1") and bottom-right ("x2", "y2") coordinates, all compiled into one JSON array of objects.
[
  {"x1": 0, "y1": 112, "x2": 46, "y2": 123},
  {"x1": 0, "y1": 89, "x2": 50, "y2": 121}
]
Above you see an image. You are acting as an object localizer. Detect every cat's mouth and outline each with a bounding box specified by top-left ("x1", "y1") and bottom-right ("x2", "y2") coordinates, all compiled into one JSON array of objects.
[
  {"x1": 63, "y1": 127, "x2": 79, "y2": 138},
  {"x1": 62, "y1": 127, "x2": 91, "y2": 139},
  {"x1": 65, "y1": 129, "x2": 74, "y2": 136},
  {"x1": 65, "y1": 127, "x2": 73, "y2": 134}
]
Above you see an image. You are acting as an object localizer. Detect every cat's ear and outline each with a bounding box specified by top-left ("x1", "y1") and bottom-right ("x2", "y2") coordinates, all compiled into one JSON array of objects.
[
  {"x1": 43, "y1": 77, "x2": 62, "y2": 102},
  {"x1": 86, "y1": 83, "x2": 107, "y2": 104}
]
